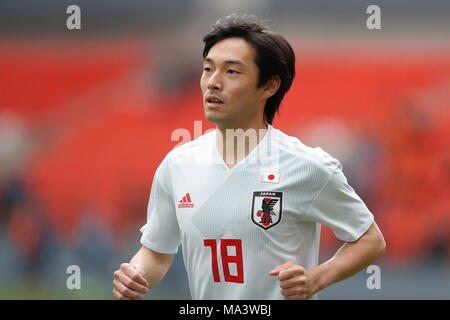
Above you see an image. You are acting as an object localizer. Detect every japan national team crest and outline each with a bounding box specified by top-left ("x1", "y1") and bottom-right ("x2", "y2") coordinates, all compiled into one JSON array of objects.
[{"x1": 251, "y1": 191, "x2": 283, "y2": 230}]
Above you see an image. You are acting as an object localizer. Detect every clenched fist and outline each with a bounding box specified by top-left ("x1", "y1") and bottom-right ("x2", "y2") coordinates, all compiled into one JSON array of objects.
[
  {"x1": 269, "y1": 261, "x2": 318, "y2": 300},
  {"x1": 112, "y1": 263, "x2": 149, "y2": 300}
]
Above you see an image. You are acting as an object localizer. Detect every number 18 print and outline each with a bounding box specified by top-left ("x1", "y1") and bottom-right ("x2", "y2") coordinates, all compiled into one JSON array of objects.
[{"x1": 203, "y1": 239, "x2": 244, "y2": 283}]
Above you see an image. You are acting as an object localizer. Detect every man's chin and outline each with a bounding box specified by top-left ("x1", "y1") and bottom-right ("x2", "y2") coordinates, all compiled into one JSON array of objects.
[{"x1": 204, "y1": 110, "x2": 228, "y2": 126}]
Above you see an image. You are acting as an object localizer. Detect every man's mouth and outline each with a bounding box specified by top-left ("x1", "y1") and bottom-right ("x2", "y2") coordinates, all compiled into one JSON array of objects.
[{"x1": 205, "y1": 95, "x2": 224, "y2": 107}]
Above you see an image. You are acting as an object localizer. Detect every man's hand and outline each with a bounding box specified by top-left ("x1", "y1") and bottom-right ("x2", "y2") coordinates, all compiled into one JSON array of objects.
[
  {"x1": 112, "y1": 263, "x2": 149, "y2": 300},
  {"x1": 269, "y1": 261, "x2": 317, "y2": 300}
]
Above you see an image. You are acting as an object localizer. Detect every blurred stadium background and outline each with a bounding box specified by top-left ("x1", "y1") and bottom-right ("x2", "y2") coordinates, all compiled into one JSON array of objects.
[{"x1": 0, "y1": 0, "x2": 449, "y2": 299}]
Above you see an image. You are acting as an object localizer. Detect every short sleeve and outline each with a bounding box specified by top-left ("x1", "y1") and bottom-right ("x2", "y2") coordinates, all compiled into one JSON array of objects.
[
  {"x1": 304, "y1": 165, "x2": 374, "y2": 242},
  {"x1": 140, "y1": 159, "x2": 181, "y2": 254}
]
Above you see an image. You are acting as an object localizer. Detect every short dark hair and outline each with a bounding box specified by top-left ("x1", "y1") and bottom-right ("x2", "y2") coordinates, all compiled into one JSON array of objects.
[{"x1": 202, "y1": 14, "x2": 296, "y2": 125}]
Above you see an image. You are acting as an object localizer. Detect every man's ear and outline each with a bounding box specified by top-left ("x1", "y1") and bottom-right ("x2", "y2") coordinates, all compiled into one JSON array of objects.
[{"x1": 261, "y1": 75, "x2": 281, "y2": 100}]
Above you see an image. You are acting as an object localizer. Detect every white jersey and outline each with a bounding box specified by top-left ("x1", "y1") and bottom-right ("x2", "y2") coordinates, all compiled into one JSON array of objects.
[{"x1": 140, "y1": 125, "x2": 374, "y2": 300}]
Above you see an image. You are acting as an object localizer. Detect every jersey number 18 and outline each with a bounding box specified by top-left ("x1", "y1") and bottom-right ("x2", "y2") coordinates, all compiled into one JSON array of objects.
[{"x1": 203, "y1": 239, "x2": 244, "y2": 283}]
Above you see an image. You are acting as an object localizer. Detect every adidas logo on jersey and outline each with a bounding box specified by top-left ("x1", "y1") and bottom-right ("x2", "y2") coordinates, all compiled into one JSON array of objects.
[{"x1": 178, "y1": 193, "x2": 194, "y2": 208}]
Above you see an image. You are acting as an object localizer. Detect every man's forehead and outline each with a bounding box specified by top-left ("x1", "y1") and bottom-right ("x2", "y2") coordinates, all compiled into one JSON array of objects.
[{"x1": 205, "y1": 38, "x2": 254, "y2": 65}]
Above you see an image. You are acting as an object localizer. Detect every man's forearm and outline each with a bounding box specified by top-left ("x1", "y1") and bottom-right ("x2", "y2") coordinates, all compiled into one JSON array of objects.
[
  {"x1": 311, "y1": 222, "x2": 386, "y2": 293},
  {"x1": 130, "y1": 246, "x2": 174, "y2": 289}
]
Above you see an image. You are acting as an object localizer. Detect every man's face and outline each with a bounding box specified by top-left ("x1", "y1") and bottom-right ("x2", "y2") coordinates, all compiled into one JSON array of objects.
[{"x1": 201, "y1": 37, "x2": 265, "y2": 129}]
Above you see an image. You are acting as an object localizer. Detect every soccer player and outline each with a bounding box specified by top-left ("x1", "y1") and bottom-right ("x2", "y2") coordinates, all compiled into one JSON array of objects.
[{"x1": 112, "y1": 14, "x2": 386, "y2": 300}]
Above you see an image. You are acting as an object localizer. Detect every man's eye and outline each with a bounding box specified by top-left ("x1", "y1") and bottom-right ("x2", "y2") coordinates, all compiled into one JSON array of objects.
[
  {"x1": 227, "y1": 70, "x2": 240, "y2": 74},
  {"x1": 203, "y1": 67, "x2": 212, "y2": 72}
]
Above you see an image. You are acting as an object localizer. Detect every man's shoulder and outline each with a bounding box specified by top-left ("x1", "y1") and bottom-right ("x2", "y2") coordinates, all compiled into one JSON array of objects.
[
  {"x1": 275, "y1": 128, "x2": 341, "y2": 174},
  {"x1": 165, "y1": 129, "x2": 216, "y2": 162}
]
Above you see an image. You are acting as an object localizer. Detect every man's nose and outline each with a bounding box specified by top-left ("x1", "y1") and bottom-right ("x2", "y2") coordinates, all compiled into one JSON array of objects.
[{"x1": 207, "y1": 71, "x2": 222, "y2": 90}]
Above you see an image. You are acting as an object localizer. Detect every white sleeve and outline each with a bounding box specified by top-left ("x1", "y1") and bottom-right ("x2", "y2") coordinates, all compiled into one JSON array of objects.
[
  {"x1": 304, "y1": 165, "x2": 374, "y2": 242},
  {"x1": 140, "y1": 159, "x2": 181, "y2": 254}
]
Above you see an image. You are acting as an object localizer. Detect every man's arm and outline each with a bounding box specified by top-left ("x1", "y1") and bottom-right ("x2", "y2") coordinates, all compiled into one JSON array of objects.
[
  {"x1": 113, "y1": 245, "x2": 174, "y2": 300},
  {"x1": 269, "y1": 221, "x2": 386, "y2": 300}
]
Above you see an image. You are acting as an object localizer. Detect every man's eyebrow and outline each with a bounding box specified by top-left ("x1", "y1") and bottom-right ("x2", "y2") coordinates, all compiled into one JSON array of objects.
[{"x1": 203, "y1": 57, "x2": 245, "y2": 66}]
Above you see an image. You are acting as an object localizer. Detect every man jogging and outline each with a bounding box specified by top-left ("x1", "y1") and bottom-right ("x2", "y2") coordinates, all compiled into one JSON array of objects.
[{"x1": 112, "y1": 14, "x2": 386, "y2": 300}]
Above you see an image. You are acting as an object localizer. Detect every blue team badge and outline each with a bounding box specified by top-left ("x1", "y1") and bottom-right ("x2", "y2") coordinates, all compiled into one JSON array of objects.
[{"x1": 251, "y1": 191, "x2": 283, "y2": 230}]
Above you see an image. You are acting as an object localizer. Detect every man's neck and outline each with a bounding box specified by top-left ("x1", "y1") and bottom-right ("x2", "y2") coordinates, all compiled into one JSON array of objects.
[{"x1": 216, "y1": 121, "x2": 268, "y2": 169}]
